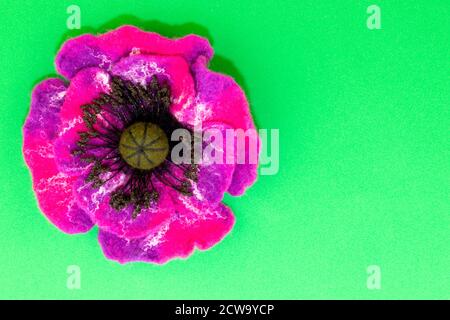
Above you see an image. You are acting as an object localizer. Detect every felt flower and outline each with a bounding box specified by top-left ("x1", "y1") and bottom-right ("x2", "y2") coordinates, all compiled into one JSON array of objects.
[{"x1": 23, "y1": 25, "x2": 258, "y2": 264}]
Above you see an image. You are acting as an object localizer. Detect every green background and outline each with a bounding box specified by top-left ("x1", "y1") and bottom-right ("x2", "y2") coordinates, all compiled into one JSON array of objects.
[{"x1": 0, "y1": 0, "x2": 448, "y2": 299}]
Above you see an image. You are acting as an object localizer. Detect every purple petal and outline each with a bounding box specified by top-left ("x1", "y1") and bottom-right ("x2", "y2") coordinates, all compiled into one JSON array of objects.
[{"x1": 23, "y1": 79, "x2": 93, "y2": 233}]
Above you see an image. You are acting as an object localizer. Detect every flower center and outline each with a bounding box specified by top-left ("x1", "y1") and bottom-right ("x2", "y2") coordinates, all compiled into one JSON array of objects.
[
  {"x1": 72, "y1": 75, "x2": 198, "y2": 218},
  {"x1": 119, "y1": 122, "x2": 169, "y2": 170}
]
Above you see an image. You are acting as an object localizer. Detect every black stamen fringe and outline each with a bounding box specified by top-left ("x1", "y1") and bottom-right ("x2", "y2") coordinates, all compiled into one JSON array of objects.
[{"x1": 71, "y1": 75, "x2": 199, "y2": 219}]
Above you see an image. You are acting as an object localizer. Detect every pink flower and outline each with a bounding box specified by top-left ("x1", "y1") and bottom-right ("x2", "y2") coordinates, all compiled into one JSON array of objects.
[{"x1": 22, "y1": 26, "x2": 258, "y2": 264}]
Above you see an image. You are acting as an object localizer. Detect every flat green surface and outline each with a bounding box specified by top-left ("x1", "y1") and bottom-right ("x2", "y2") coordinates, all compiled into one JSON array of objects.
[{"x1": 0, "y1": 1, "x2": 448, "y2": 299}]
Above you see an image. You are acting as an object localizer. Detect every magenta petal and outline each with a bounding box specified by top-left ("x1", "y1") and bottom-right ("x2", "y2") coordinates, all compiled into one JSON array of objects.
[
  {"x1": 174, "y1": 56, "x2": 254, "y2": 129},
  {"x1": 53, "y1": 68, "x2": 111, "y2": 175},
  {"x1": 175, "y1": 56, "x2": 259, "y2": 195},
  {"x1": 73, "y1": 173, "x2": 173, "y2": 239},
  {"x1": 98, "y1": 198, "x2": 235, "y2": 264},
  {"x1": 23, "y1": 79, "x2": 93, "y2": 234},
  {"x1": 56, "y1": 25, "x2": 213, "y2": 79}
]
